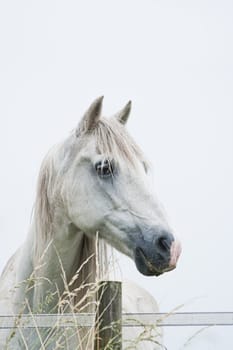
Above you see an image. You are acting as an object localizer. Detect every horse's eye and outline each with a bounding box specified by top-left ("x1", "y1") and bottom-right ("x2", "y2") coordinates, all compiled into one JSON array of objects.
[{"x1": 95, "y1": 160, "x2": 114, "y2": 178}]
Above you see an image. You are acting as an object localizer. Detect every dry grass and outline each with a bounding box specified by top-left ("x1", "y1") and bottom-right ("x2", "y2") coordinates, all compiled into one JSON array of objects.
[{"x1": 2, "y1": 241, "x2": 165, "y2": 350}]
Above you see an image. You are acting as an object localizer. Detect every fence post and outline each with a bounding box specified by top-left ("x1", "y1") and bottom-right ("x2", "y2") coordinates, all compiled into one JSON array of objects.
[{"x1": 94, "y1": 281, "x2": 122, "y2": 350}]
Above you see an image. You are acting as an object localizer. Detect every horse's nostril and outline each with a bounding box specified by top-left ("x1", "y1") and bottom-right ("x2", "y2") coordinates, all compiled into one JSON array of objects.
[{"x1": 157, "y1": 234, "x2": 172, "y2": 252}]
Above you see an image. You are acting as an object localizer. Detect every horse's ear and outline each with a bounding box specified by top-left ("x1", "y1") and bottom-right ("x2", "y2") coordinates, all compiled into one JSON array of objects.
[
  {"x1": 76, "y1": 96, "x2": 104, "y2": 136},
  {"x1": 115, "y1": 101, "x2": 132, "y2": 125}
]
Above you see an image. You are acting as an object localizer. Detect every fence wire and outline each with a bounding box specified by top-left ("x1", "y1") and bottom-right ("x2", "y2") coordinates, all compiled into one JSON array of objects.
[{"x1": 0, "y1": 312, "x2": 232, "y2": 329}]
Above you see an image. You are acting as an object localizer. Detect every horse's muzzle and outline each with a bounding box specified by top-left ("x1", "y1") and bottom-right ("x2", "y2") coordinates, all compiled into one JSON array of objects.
[{"x1": 134, "y1": 231, "x2": 182, "y2": 276}]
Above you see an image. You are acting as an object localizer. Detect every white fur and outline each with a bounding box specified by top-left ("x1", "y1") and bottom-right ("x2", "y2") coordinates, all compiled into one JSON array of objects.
[{"x1": 0, "y1": 99, "x2": 176, "y2": 349}]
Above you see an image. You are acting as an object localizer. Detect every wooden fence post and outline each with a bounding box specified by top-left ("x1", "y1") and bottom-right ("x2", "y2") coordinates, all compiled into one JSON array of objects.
[{"x1": 94, "y1": 281, "x2": 122, "y2": 350}]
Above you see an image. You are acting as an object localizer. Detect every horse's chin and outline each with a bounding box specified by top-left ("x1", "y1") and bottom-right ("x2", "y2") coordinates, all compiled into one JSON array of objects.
[
  {"x1": 138, "y1": 268, "x2": 164, "y2": 277},
  {"x1": 136, "y1": 264, "x2": 176, "y2": 277},
  {"x1": 134, "y1": 246, "x2": 176, "y2": 277}
]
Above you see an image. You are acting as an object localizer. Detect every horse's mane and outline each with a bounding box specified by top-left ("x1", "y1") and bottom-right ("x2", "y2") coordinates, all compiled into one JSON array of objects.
[
  {"x1": 33, "y1": 117, "x2": 148, "y2": 260},
  {"x1": 33, "y1": 151, "x2": 57, "y2": 259}
]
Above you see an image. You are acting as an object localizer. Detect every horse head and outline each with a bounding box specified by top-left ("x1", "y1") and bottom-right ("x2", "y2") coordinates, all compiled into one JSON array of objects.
[{"x1": 61, "y1": 97, "x2": 181, "y2": 277}]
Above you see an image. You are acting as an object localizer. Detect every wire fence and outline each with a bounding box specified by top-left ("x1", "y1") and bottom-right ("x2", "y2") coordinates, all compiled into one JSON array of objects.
[
  {"x1": 1, "y1": 281, "x2": 232, "y2": 349},
  {"x1": 0, "y1": 312, "x2": 233, "y2": 329}
]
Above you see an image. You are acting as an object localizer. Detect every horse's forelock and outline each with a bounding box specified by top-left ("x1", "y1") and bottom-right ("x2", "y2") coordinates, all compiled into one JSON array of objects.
[{"x1": 92, "y1": 117, "x2": 147, "y2": 168}]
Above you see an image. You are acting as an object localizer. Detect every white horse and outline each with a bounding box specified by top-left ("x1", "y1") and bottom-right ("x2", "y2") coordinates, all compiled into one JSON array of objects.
[{"x1": 0, "y1": 97, "x2": 181, "y2": 349}]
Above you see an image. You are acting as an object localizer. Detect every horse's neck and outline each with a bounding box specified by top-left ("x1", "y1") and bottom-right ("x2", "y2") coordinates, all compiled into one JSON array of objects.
[
  {"x1": 15, "y1": 205, "x2": 118, "y2": 314},
  {"x1": 19, "y1": 214, "x2": 97, "y2": 314}
]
